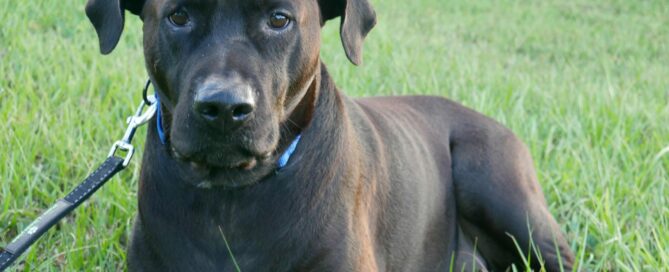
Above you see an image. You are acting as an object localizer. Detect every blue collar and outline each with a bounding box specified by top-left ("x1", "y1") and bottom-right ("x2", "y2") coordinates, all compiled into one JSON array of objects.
[
  {"x1": 276, "y1": 134, "x2": 301, "y2": 169},
  {"x1": 155, "y1": 95, "x2": 167, "y2": 145},
  {"x1": 155, "y1": 95, "x2": 301, "y2": 169}
]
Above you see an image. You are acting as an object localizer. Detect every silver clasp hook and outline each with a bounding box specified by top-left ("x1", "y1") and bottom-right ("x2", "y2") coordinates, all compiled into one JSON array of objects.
[{"x1": 108, "y1": 95, "x2": 157, "y2": 167}]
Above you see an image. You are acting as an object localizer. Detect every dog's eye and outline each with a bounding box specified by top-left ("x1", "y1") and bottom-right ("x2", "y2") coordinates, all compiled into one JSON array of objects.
[
  {"x1": 268, "y1": 12, "x2": 290, "y2": 29},
  {"x1": 168, "y1": 10, "x2": 190, "y2": 27}
]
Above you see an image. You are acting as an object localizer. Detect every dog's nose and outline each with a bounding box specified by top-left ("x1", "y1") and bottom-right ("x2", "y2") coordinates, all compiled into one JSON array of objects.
[{"x1": 193, "y1": 85, "x2": 255, "y2": 128}]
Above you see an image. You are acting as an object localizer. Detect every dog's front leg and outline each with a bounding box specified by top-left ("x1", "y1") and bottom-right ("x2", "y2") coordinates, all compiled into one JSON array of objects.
[{"x1": 127, "y1": 216, "x2": 170, "y2": 272}]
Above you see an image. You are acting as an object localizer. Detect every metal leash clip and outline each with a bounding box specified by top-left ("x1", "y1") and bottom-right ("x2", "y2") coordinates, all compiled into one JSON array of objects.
[{"x1": 108, "y1": 95, "x2": 157, "y2": 167}]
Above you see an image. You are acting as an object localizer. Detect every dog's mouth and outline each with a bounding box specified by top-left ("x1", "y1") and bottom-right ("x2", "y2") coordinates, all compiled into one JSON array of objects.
[
  {"x1": 172, "y1": 146, "x2": 271, "y2": 170},
  {"x1": 169, "y1": 145, "x2": 277, "y2": 188}
]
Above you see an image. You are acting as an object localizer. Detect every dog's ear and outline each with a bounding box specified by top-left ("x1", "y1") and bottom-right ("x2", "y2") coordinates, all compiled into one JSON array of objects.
[
  {"x1": 319, "y1": 0, "x2": 377, "y2": 65},
  {"x1": 85, "y1": 0, "x2": 145, "y2": 54}
]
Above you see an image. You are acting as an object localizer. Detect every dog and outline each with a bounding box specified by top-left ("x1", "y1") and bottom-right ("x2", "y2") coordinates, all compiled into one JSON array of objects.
[{"x1": 85, "y1": 0, "x2": 575, "y2": 270}]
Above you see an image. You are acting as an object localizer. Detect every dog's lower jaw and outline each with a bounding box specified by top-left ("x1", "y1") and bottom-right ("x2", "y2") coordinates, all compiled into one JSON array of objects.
[
  {"x1": 164, "y1": 143, "x2": 302, "y2": 189},
  {"x1": 166, "y1": 134, "x2": 307, "y2": 189},
  {"x1": 183, "y1": 159, "x2": 278, "y2": 189}
]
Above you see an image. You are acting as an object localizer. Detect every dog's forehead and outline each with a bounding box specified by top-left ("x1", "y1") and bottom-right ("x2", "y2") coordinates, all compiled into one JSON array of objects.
[
  {"x1": 145, "y1": 0, "x2": 316, "y2": 24},
  {"x1": 151, "y1": 0, "x2": 309, "y2": 9}
]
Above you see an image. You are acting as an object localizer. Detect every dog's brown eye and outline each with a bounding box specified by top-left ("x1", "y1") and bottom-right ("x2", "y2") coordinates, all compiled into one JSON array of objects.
[
  {"x1": 169, "y1": 10, "x2": 190, "y2": 27},
  {"x1": 268, "y1": 12, "x2": 290, "y2": 29}
]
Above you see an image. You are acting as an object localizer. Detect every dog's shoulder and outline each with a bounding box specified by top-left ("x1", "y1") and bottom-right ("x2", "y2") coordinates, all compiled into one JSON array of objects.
[
  {"x1": 351, "y1": 95, "x2": 528, "y2": 168},
  {"x1": 366, "y1": 95, "x2": 529, "y2": 158},
  {"x1": 354, "y1": 95, "x2": 516, "y2": 139}
]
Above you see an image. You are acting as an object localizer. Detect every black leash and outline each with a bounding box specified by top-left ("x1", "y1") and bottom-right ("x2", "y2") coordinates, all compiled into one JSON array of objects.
[
  {"x1": 0, "y1": 81, "x2": 156, "y2": 271},
  {"x1": 0, "y1": 157, "x2": 126, "y2": 270}
]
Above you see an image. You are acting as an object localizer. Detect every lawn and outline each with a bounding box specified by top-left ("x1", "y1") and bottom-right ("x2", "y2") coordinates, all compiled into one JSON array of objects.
[{"x1": 1, "y1": 0, "x2": 668, "y2": 271}]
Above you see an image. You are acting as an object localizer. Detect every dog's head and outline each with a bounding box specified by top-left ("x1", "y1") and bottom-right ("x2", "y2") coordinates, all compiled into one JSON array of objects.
[{"x1": 86, "y1": 0, "x2": 375, "y2": 188}]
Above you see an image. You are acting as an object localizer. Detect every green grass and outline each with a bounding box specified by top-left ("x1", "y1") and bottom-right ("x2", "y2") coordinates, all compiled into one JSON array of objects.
[{"x1": 1, "y1": 0, "x2": 668, "y2": 270}]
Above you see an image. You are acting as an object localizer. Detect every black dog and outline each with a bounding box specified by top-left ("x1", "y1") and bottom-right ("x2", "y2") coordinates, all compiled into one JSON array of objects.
[{"x1": 86, "y1": 0, "x2": 575, "y2": 270}]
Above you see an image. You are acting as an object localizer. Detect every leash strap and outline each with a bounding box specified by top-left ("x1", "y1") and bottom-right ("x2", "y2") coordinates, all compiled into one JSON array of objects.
[
  {"x1": 0, "y1": 250, "x2": 11, "y2": 271},
  {"x1": 0, "y1": 156, "x2": 126, "y2": 271},
  {"x1": 0, "y1": 87, "x2": 156, "y2": 271}
]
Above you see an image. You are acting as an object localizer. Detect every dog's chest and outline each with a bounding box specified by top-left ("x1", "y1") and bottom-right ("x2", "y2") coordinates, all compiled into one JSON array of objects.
[{"x1": 141, "y1": 182, "x2": 353, "y2": 271}]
